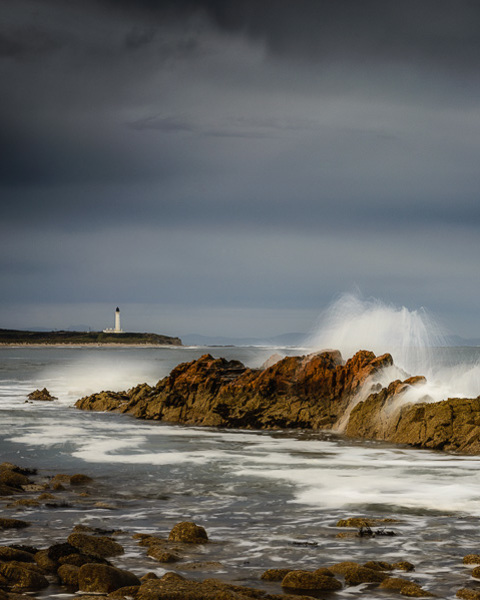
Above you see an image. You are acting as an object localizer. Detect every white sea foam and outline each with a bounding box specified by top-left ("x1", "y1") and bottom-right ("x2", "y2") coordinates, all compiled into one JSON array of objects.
[{"x1": 236, "y1": 442, "x2": 480, "y2": 514}]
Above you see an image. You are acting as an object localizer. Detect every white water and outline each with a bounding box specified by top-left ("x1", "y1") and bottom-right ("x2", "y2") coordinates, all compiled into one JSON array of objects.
[{"x1": 307, "y1": 293, "x2": 480, "y2": 403}]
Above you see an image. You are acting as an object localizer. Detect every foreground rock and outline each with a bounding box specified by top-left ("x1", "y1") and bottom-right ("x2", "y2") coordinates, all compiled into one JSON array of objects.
[
  {"x1": 136, "y1": 572, "x2": 315, "y2": 600},
  {"x1": 78, "y1": 563, "x2": 140, "y2": 593}
]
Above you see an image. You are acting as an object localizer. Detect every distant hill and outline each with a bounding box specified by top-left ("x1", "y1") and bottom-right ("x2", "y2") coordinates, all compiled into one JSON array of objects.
[
  {"x1": 182, "y1": 332, "x2": 308, "y2": 347},
  {"x1": 444, "y1": 335, "x2": 480, "y2": 347},
  {"x1": 0, "y1": 329, "x2": 182, "y2": 346}
]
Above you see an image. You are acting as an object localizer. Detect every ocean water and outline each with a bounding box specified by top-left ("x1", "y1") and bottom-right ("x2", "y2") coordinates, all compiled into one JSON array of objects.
[{"x1": 1, "y1": 345, "x2": 480, "y2": 599}]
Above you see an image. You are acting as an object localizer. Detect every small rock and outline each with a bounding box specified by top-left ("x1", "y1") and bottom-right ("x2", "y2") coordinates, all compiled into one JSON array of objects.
[
  {"x1": 108, "y1": 584, "x2": 141, "y2": 598},
  {"x1": 336, "y1": 517, "x2": 398, "y2": 527},
  {"x1": 34, "y1": 549, "x2": 58, "y2": 573},
  {"x1": 7, "y1": 498, "x2": 40, "y2": 508},
  {"x1": 0, "y1": 518, "x2": 30, "y2": 529},
  {"x1": 0, "y1": 470, "x2": 30, "y2": 490},
  {"x1": 67, "y1": 532, "x2": 124, "y2": 557},
  {"x1": 343, "y1": 566, "x2": 387, "y2": 586},
  {"x1": 0, "y1": 547, "x2": 35, "y2": 562},
  {"x1": 472, "y1": 566, "x2": 480, "y2": 579},
  {"x1": 400, "y1": 582, "x2": 435, "y2": 597},
  {"x1": 27, "y1": 388, "x2": 57, "y2": 401},
  {"x1": 364, "y1": 560, "x2": 393, "y2": 571},
  {"x1": 168, "y1": 521, "x2": 208, "y2": 543},
  {"x1": 50, "y1": 474, "x2": 72, "y2": 485},
  {"x1": 141, "y1": 572, "x2": 158, "y2": 581},
  {"x1": 38, "y1": 492, "x2": 55, "y2": 500},
  {"x1": 147, "y1": 546, "x2": 180, "y2": 563},
  {"x1": 464, "y1": 555, "x2": 480, "y2": 565},
  {"x1": 21, "y1": 484, "x2": 47, "y2": 492},
  {"x1": 394, "y1": 561, "x2": 416, "y2": 572},
  {"x1": 380, "y1": 577, "x2": 414, "y2": 590},
  {"x1": 282, "y1": 570, "x2": 342, "y2": 591},
  {"x1": 457, "y1": 589, "x2": 480, "y2": 600},
  {"x1": 59, "y1": 552, "x2": 110, "y2": 567},
  {"x1": 78, "y1": 563, "x2": 141, "y2": 594},
  {"x1": 329, "y1": 561, "x2": 360, "y2": 574},
  {"x1": 261, "y1": 568, "x2": 292, "y2": 581},
  {"x1": 0, "y1": 561, "x2": 49, "y2": 591},
  {"x1": 93, "y1": 501, "x2": 115, "y2": 509},
  {"x1": 70, "y1": 473, "x2": 93, "y2": 486},
  {"x1": 47, "y1": 542, "x2": 78, "y2": 561},
  {"x1": 57, "y1": 563, "x2": 80, "y2": 588}
]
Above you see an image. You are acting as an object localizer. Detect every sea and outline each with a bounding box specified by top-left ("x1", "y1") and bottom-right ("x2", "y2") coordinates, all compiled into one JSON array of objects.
[{"x1": 1, "y1": 343, "x2": 480, "y2": 599}]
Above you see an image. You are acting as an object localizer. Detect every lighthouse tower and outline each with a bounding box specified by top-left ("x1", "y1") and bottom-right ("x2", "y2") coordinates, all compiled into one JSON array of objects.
[
  {"x1": 114, "y1": 307, "x2": 121, "y2": 333},
  {"x1": 103, "y1": 307, "x2": 124, "y2": 334}
]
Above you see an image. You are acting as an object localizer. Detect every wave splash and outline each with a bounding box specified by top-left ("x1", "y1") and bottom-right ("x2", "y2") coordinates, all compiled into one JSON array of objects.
[{"x1": 307, "y1": 293, "x2": 480, "y2": 403}]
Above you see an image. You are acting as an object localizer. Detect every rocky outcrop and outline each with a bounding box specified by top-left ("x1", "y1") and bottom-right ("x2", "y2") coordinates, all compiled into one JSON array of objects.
[
  {"x1": 345, "y1": 382, "x2": 480, "y2": 453},
  {"x1": 27, "y1": 388, "x2": 57, "y2": 401},
  {"x1": 76, "y1": 350, "x2": 393, "y2": 430},
  {"x1": 75, "y1": 349, "x2": 480, "y2": 454}
]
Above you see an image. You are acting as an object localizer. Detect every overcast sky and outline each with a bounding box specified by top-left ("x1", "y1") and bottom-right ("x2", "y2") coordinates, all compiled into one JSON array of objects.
[{"x1": 1, "y1": 0, "x2": 480, "y2": 339}]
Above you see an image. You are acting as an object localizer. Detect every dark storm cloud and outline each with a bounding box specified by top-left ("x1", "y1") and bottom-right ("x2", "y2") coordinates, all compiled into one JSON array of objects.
[
  {"x1": 1, "y1": 0, "x2": 480, "y2": 336},
  {"x1": 95, "y1": 0, "x2": 480, "y2": 71}
]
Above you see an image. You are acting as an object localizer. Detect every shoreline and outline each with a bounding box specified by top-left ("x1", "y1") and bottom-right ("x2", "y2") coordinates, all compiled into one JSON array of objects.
[{"x1": 0, "y1": 343, "x2": 185, "y2": 348}]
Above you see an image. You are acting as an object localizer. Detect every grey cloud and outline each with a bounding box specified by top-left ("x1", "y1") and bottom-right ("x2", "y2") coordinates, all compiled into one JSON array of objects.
[
  {"x1": 1, "y1": 0, "x2": 480, "y2": 337},
  {"x1": 92, "y1": 0, "x2": 480, "y2": 72}
]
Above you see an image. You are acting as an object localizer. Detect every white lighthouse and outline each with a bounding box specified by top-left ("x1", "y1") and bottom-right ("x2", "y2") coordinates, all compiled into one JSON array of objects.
[{"x1": 103, "y1": 307, "x2": 124, "y2": 334}]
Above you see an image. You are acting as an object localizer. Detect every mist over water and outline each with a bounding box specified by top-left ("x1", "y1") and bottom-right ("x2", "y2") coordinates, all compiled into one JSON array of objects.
[{"x1": 307, "y1": 293, "x2": 480, "y2": 402}]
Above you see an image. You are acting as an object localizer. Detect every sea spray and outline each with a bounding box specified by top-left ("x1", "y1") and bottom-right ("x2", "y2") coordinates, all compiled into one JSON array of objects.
[
  {"x1": 307, "y1": 293, "x2": 445, "y2": 377},
  {"x1": 307, "y1": 293, "x2": 480, "y2": 404}
]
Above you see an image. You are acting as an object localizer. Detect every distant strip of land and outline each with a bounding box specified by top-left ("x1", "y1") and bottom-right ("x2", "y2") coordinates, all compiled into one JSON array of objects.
[{"x1": 0, "y1": 329, "x2": 182, "y2": 346}]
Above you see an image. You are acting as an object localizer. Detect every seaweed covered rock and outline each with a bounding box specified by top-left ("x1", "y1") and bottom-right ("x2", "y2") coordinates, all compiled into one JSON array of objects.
[
  {"x1": 168, "y1": 521, "x2": 208, "y2": 544},
  {"x1": 0, "y1": 471, "x2": 30, "y2": 490},
  {"x1": 0, "y1": 547, "x2": 35, "y2": 563},
  {"x1": 78, "y1": 563, "x2": 140, "y2": 594},
  {"x1": 343, "y1": 565, "x2": 387, "y2": 585},
  {"x1": 136, "y1": 572, "x2": 317, "y2": 600},
  {"x1": 0, "y1": 518, "x2": 30, "y2": 530},
  {"x1": 0, "y1": 560, "x2": 49, "y2": 591},
  {"x1": 281, "y1": 569, "x2": 342, "y2": 591},
  {"x1": 57, "y1": 564, "x2": 80, "y2": 588},
  {"x1": 261, "y1": 568, "x2": 292, "y2": 581},
  {"x1": 458, "y1": 589, "x2": 480, "y2": 600},
  {"x1": 67, "y1": 533, "x2": 124, "y2": 557}
]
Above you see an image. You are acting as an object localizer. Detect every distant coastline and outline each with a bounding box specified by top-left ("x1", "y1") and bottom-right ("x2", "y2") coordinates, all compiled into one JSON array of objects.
[{"x1": 0, "y1": 329, "x2": 182, "y2": 347}]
